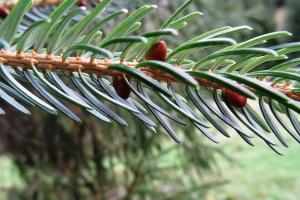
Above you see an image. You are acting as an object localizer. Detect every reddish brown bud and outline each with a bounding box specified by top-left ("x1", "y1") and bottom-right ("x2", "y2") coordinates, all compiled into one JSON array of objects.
[
  {"x1": 0, "y1": 7, "x2": 9, "y2": 18},
  {"x1": 224, "y1": 88, "x2": 247, "y2": 108},
  {"x1": 113, "y1": 76, "x2": 131, "y2": 99},
  {"x1": 146, "y1": 41, "x2": 168, "y2": 61},
  {"x1": 77, "y1": 0, "x2": 88, "y2": 7}
]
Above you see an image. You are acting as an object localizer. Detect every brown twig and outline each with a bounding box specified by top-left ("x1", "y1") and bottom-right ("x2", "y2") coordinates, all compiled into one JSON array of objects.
[
  {"x1": 0, "y1": 0, "x2": 99, "y2": 9},
  {"x1": 0, "y1": 50, "x2": 299, "y2": 101},
  {"x1": 0, "y1": 0, "x2": 60, "y2": 9}
]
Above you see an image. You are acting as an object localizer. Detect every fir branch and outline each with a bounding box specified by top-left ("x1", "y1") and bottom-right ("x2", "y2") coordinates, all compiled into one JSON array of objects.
[{"x1": 0, "y1": 0, "x2": 300, "y2": 152}]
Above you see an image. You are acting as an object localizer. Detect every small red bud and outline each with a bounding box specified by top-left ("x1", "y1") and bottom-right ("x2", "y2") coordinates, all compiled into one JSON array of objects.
[
  {"x1": 224, "y1": 88, "x2": 247, "y2": 108},
  {"x1": 113, "y1": 76, "x2": 131, "y2": 99},
  {"x1": 77, "y1": 0, "x2": 88, "y2": 7},
  {"x1": 0, "y1": 7, "x2": 9, "y2": 18},
  {"x1": 146, "y1": 41, "x2": 168, "y2": 61}
]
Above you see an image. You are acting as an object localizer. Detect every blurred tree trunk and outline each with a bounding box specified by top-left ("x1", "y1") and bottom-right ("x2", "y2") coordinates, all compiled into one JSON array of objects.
[{"x1": 286, "y1": 0, "x2": 300, "y2": 41}]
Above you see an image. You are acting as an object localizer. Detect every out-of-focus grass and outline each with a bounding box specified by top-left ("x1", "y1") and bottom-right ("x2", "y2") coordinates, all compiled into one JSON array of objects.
[
  {"x1": 211, "y1": 136, "x2": 300, "y2": 200},
  {"x1": 0, "y1": 155, "x2": 23, "y2": 200}
]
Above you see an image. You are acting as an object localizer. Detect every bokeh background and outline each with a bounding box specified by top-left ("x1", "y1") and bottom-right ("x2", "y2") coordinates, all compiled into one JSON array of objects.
[{"x1": 0, "y1": 0, "x2": 300, "y2": 199}]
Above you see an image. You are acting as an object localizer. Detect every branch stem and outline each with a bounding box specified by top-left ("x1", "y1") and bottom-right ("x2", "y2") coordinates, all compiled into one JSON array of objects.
[
  {"x1": 0, "y1": 50, "x2": 299, "y2": 101},
  {"x1": 0, "y1": 0, "x2": 63, "y2": 9}
]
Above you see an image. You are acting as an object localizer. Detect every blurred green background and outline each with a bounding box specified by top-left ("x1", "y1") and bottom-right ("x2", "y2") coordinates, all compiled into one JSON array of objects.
[{"x1": 0, "y1": 0, "x2": 300, "y2": 199}]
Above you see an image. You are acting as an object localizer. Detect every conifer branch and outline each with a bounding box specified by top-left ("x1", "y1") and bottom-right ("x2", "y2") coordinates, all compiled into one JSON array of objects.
[{"x1": 0, "y1": 0, "x2": 300, "y2": 153}]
